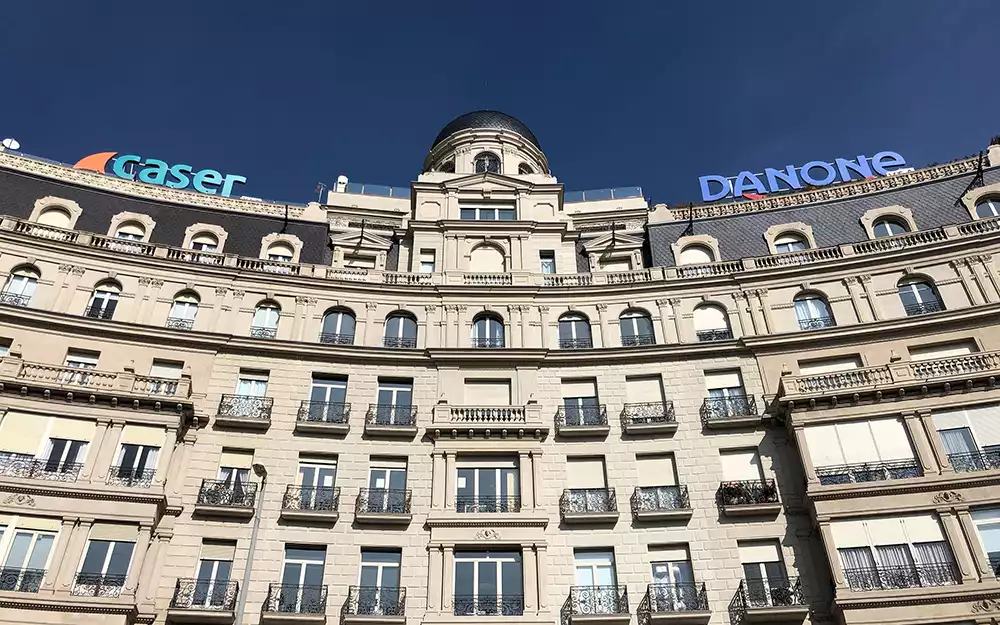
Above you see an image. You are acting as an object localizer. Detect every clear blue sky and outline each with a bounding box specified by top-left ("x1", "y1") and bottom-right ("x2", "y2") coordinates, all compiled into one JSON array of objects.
[{"x1": 2, "y1": 1, "x2": 997, "y2": 206}]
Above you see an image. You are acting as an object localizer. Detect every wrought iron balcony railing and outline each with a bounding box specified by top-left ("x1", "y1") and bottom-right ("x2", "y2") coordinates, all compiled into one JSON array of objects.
[
  {"x1": 106, "y1": 466, "x2": 156, "y2": 488},
  {"x1": 456, "y1": 494, "x2": 521, "y2": 514},
  {"x1": 197, "y1": 479, "x2": 257, "y2": 508},
  {"x1": 559, "y1": 337, "x2": 593, "y2": 349},
  {"x1": 282, "y1": 485, "x2": 340, "y2": 512},
  {"x1": 264, "y1": 583, "x2": 328, "y2": 613},
  {"x1": 717, "y1": 479, "x2": 778, "y2": 507},
  {"x1": 621, "y1": 402, "x2": 675, "y2": 426},
  {"x1": 169, "y1": 578, "x2": 239, "y2": 610},
  {"x1": 569, "y1": 585, "x2": 629, "y2": 615},
  {"x1": 71, "y1": 572, "x2": 126, "y2": 597},
  {"x1": 728, "y1": 577, "x2": 804, "y2": 622},
  {"x1": 165, "y1": 317, "x2": 195, "y2": 330},
  {"x1": 797, "y1": 316, "x2": 835, "y2": 331},
  {"x1": 383, "y1": 336, "x2": 417, "y2": 348},
  {"x1": 357, "y1": 488, "x2": 412, "y2": 514},
  {"x1": 472, "y1": 337, "x2": 505, "y2": 348},
  {"x1": 560, "y1": 488, "x2": 617, "y2": 516},
  {"x1": 815, "y1": 459, "x2": 921, "y2": 485},
  {"x1": 903, "y1": 300, "x2": 945, "y2": 316},
  {"x1": 297, "y1": 401, "x2": 350, "y2": 425},
  {"x1": 700, "y1": 395, "x2": 756, "y2": 425},
  {"x1": 843, "y1": 562, "x2": 960, "y2": 591},
  {"x1": 696, "y1": 328, "x2": 732, "y2": 342},
  {"x1": 0, "y1": 567, "x2": 45, "y2": 593},
  {"x1": 630, "y1": 485, "x2": 690, "y2": 513},
  {"x1": 948, "y1": 450, "x2": 1000, "y2": 473},
  {"x1": 83, "y1": 305, "x2": 115, "y2": 320},
  {"x1": 250, "y1": 325, "x2": 277, "y2": 339},
  {"x1": 0, "y1": 455, "x2": 84, "y2": 482},
  {"x1": 453, "y1": 594, "x2": 525, "y2": 616},
  {"x1": 639, "y1": 583, "x2": 708, "y2": 615},
  {"x1": 345, "y1": 585, "x2": 407, "y2": 616},
  {"x1": 366, "y1": 404, "x2": 417, "y2": 427},
  {"x1": 319, "y1": 332, "x2": 354, "y2": 345},
  {"x1": 217, "y1": 394, "x2": 273, "y2": 421},
  {"x1": 621, "y1": 333, "x2": 655, "y2": 347},
  {"x1": 555, "y1": 405, "x2": 608, "y2": 428},
  {"x1": 0, "y1": 292, "x2": 30, "y2": 307}
]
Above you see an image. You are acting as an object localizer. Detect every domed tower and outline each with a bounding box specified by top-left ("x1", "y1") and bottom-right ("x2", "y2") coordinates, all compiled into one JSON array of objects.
[{"x1": 422, "y1": 110, "x2": 551, "y2": 177}]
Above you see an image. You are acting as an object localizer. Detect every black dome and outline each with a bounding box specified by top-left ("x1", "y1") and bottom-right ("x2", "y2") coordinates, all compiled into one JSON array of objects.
[{"x1": 431, "y1": 110, "x2": 541, "y2": 151}]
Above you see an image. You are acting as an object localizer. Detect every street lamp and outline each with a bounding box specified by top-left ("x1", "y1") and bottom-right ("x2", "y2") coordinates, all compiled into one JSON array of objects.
[{"x1": 235, "y1": 463, "x2": 267, "y2": 625}]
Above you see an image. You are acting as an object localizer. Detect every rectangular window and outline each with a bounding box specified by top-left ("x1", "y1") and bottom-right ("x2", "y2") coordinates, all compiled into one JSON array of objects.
[
  {"x1": 539, "y1": 251, "x2": 556, "y2": 274},
  {"x1": 803, "y1": 417, "x2": 917, "y2": 483},
  {"x1": 797, "y1": 355, "x2": 863, "y2": 375},
  {"x1": 454, "y1": 551, "x2": 523, "y2": 616},
  {"x1": 194, "y1": 541, "x2": 235, "y2": 607},
  {"x1": 43, "y1": 437, "x2": 88, "y2": 473},
  {"x1": 148, "y1": 359, "x2": 182, "y2": 394},
  {"x1": 0, "y1": 527, "x2": 55, "y2": 592},
  {"x1": 738, "y1": 541, "x2": 787, "y2": 606},
  {"x1": 218, "y1": 449, "x2": 253, "y2": 496},
  {"x1": 114, "y1": 443, "x2": 159, "y2": 481},
  {"x1": 573, "y1": 550, "x2": 618, "y2": 613},
  {"x1": 0, "y1": 339, "x2": 10, "y2": 357},
  {"x1": 720, "y1": 449, "x2": 764, "y2": 482},
  {"x1": 705, "y1": 370, "x2": 745, "y2": 398},
  {"x1": 310, "y1": 375, "x2": 348, "y2": 404},
  {"x1": 908, "y1": 340, "x2": 978, "y2": 361},
  {"x1": 598, "y1": 257, "x2": 632, "y2": 272},
  {"x1": 236, "y1": 370, "x2": 269, "y2": 396},
  {"x1": 971, "y1": 508, "x2": 1000, "y2": 572},
  {"x1": 648, "y1": 545, "x2": 695, "y2": 611},
  {"x1": 62, "y1": 349, "x2": 100, "y2": 385},
  {"x1": 344, "y1": 255, "x2": 377, "y2": 269},
  {"x1": 278, "y1": 545, "x2": 326, "y2": 612},
  {"x1": 456, "y1": 457, "x2": 519, "y2": 513},
  {"x1": 295, "y1": 457, "x2": 337, "y2": 510},
  {"x1": 636, "y1": 455, "x2": 681, "y2": 510},
  {"x1": 79, "y1": 526, "x2": 136, "y2": 594},
  {"x1": 625, "y1": 375, "x2": 665, "y2": 404},
  {"x1": 561, "y1": 378, "x2": 599, "y2": 426},
  {"x1": 374, "y1": 379, "x2": 413, "y2": 425},
  {"x1": 463, "y1": 379, "x2": 511, "y2": 405},
  {"x1": 358, "y1": 550, "x2": 402, "y2": 615},
  {"x1": 366, "y1": 458, "x2": 408, "y2": 513},
  {"x1": 459, "y1": 205, "x2": 516, "y2": 221},
  {"x1": 419, "y1": 249, "x2": 436, "y2": 274},
  {"x1": 933, "y1": 404, "x2": 1000, "y2": 464}
]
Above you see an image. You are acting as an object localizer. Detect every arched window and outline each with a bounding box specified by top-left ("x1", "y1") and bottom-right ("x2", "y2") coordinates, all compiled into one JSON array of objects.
[
  {"x1": 898, "y1": 278, "x2": 944, "y2": 316},
  {"x1": 693, "y1": 304, "x2": 731, "y2": 342},
  {"x1": 873, "y1": 217, "x2": 909, "y2": 238},
  {"x1": 437, "y1": 159, "x2": 455, "y2": 173},
  {"x1": 384, "y1": 312, "x2": 418, "y2": 348},
  {"x1": 678, "y1": 245, "x2": 715, "y2": 265},
  {"x1": 773, "y1": 233, "x2": 809, "y2": 253},
  {"x1": 115, "y1": 222, "x2": 146, "y2": 241},
  {"x1": 469, "y1": 244, "x2": 507, "y2": 273},
  {"x1": 558, "y1": 313, "x2": 592, "y2": 349},
  {"x1": 36, "y1": 207, "x2": 72, "y2": 228},
  {"x1": 190, "y1": 232, "x2": 219, "y2": 252},
  {"x1": 251, "y1": 301, "x2": 280, "y2": 338},
  {"x1": 86, "y1": 281, "x2": 121, "y2": 320},
  {"x1": 619, "y1": 310, "x2": 655, "y2": 346},
  {"x1": 0, "y1": 266, "x2": 39, "y2": 307},
  {"x1": 167, "y1": 292, "x2": 200, "y2": 330},
  {"x1": 793, "y1": 294, "x2": 835, "y2": 330},
  {"x1": 975, "y1": 198, "x2": 1000, "y2": 219},
  {"x1": 320, "y1": 308, "x2": 356, "y2": 345},
  {"x1": 474, "y1": 152, "x2": 501, "y2": 174},
  {"x1": 265, "y1": 241, "x2": 294, "y2": 262},
  {"x1": 472, "y1": 313, "x2": 505, "y2": 348},
  {"x1": 518, "y1": 163, "x2": 534, "y2": 175}
]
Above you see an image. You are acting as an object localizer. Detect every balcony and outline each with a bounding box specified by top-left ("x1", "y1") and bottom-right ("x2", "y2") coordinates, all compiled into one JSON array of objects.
[
  {"x1": 456, "y1": 494, "x2": 521, "y2": 514},
  {"x1": 621, "y1": 401, "x2": 677, "y2": 435},
  {"x1": 699, "y1": 396, "x2": 760, "y2": 430},
  {"x1": 295, "y1": 401, "x2": 350, "y2": 435},
  {"x1": 904, "y1": 301, "x2": 945, "y2": 316},
  {"x1": 568, "y1": 585, "x2": 630, "y2": 625},
  {"x1": 383, "y1": 337, "x2": 417, "y2": 349},
  {"x1": 948, "y1": 450, "x2": 1000, "y2": 473},
  {"x1": 430, "y1": 402, "x2": 547, "y2": 435},
  {"x1": 250, "y1": 326, "x2": 278, "y2": 339},
  {"x1": 727, "y1": 578, "x2": 807, "y2": 624},
  {"x1": 167, "y1": 578, "x2": 239, "y2": 624},
  {"x1": 555, "y1": 405, "x2": 610, "y2": 438},
  {"x1": 843, "y1": 562, "x2": 959, "y2": 591},
  {"x1": 622, "y1": 334, "x2": 655, "y2": 347},
  {"x1": 717, "y1": 480, "x2": 781, "y2": 517},
  {"x1": 261, "y1": 584, "x2": 328, "y2": 624},
  {"x1": 194, "y1": 479, "x2": 257, "y2": 518},
  {"x1": 638, "y1": 583, "x2": 710, "y2": 624},
  {"x1": 214, "y1": 394, "x2": 273, "y2": 429},
  {"x1": 559, "y1": 337, "x2": 594, "y2": 349},
  {"x1": 0, "y1": 292, "x2": 30, "y2": 307},
  {"x1": 319, "y1": 332, "x2": 354, "y2": 345},
  {"x1": 0, "y1": 567, "x2": 44, "y2": 593},
  {"x1": 560, "y1": 488, "x2": 619, "y2": 524},
  {"x1": 0, "y1": 455, "x2": 83, "y2": 483},
  {"x1": 630, "y1": 485, "x2": 692, "y2": 522},
  {"x1": 472, "y1": 338, "x2": 505, "y2": 348},
  {"x1": 797, "y1": 316, "x2": 835, "y2": 331},
  {"x1": 814, "y1": 459, "x2": 921, "y2": 486},
  {"x1": 696, "y1": 329, "x2": 732, "y2": 342},
  {"x1": 165, "y1": 317, "x2": 195, "y2": 330},
  {"x1": 355, "y1": 488, "x2": 412, "y2": 525},
  {"x1": 453, "y1": 594, "x2": 525, "y2": 616},
  {"x1": 280, "y1": 485, "x2": 340, "y2": 523},
  {"x1": 105, "y1": 466, "x2": 156, "y2": 488},
  {"x1": 342, "y1": 585, "x2": 406, "y2": 625},
  {"x1": 83, "y1": 304, "x2": 115, "y2": 320},
  {"x1": 364, "y1": 404, "x2": 418, "y2": 436},
  {"x1": 71, "y1": 572, "x2": 126, "y2": 598}
]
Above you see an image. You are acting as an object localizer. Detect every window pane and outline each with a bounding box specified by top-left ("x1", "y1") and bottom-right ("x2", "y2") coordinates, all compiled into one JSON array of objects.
[
  {"x1": 107, "y1": 542, "x2": 134, "y2": 577},
  {"x1": 81, "y1": 541, "x2": 111, "y2": 574}
]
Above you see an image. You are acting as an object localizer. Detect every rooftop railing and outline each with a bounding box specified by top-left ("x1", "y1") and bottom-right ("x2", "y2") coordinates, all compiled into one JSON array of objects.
[{"x1": 564, "y1": 186, "x2": 643, "y2": 203}]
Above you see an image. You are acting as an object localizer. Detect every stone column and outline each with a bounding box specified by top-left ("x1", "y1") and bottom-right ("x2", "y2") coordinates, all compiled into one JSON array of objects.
[
  {"x1": 441, "y1": 306, "x2": 455, "y2": 348},
  {"x1": 138, "y1": 278, "x2": 165, "y2": 325},
  {"x1": 732, "y1": 292, "x2": 754, "y2": 336},
  {"x1": 363, "y1": 301, "x2": 378, "y2": 346},
  {"x1": 522, "y1": 545, "x2": 538, "y2": 613},
  {"x1": 538, "y1": 306, "x2": 550, "y2": 348},
  {"x1": 669, "y1": 298, "x2": 684, "y2": 343},
  {"x1": 513, "y1": 236, "x2": 524, "y2": 271},
  {"x1": 756, "y1": 289, "x2": 774, "y2": 333},
  {"x1": 442, "y1": 546, "x2": 455, "y2": 612},
  {"x1": 792, "y1": 427, "x2": 817, "y2": 484},
  {"x1": 291, "y1": 296, "x2": 306, "y2": 340},
  {"x1": 745, "y1": 291, "x2": 766, "y2": 335},
  {"x1": 455, "y1": 305, "x2": 468, "y2": 348},
  {"x1": 972, "y1": 254, "x2": 1000, "y2": 303},
  {"x1": 444, "y1": 452, "x2": 456, "y2": 510},
  {"x1": 902, "y1": 411, "x2": 938, "y2": 475},
  {"x1": 951, "y1": 259, "x2": 984, "y2": 306},
  {"x1": 94, "y1": 420, "x2": 125, "y2": 482},
  {"x1": 53, "y1": 265, "x2": 86, "y2": 313},
  {"x1": 155, "y1": 426, "x2": 178, "y2": 487},
  {"x1": 818, "y1": 521, "x2": 846, "y2": 589},
  {"x1": 170, "y1": 430, "x2": 197, "y2": 496},
  {"x1": 208, "y1": 287, "x2": 229, "y2": 331},
  {"x1": 595, "y1": 303, "x2": 610, "y2": 348},
  {"x1": 536, "y1": 545, "x2": 549, "y2": 610},
  {"x1": 424, "y1": 306, "x2": 439, "y2": 348},
  {"x1": 55, "y1": 518, "x2": 94, "y2": 593},
  {"x1": 939, "y1": 510, "x2": 977, "y2": 582},
  {"x1": 655, "y1": 299, "x2": 675, "y2": 343},
  {"x1": 919, "y1": 410, "x2": 953, "y2": 473},
  {"x1": 43, "y1": 264, "x2": 72, "y2": 310},
  {"x1": 519, "y1": 451, "x2": 534, "y2": 509},
  {"x1": 507, "y1": 305, "x2": 521, "y2": 348},
  {"x1": 843, "y1": 277, "x2": 870, "y2": 323},
  {"x1": 129, "y1": 278, "x2": 151, "y2": 324},
  {"x1": 125, "y1": 524, "x2": 153, "y2": 594},
  {"x1": 427, "y1": 546, "x2": 443, "y2": 612},
  {"x1": 80, "y1": 419, "x2": 110, "y2": 481},
  {"x1": 42, "y1": 517, "x2": 78, "y2": 593},
  {"x1": 531, "y1": 453, "x2": 542, "y2": 512},
  {"x1": 957, "y1": 509, "x2": 993, "y2": 580},
  {"x1": 140, "y1": 531, "x2": 171, "y2": 606},
  {"x1": 227, "y1": 289, "x2": 246, "y2": 332},
  {"x1": 431, "y1": 452, "x2": 445, "y2": 509},
  {"x1": 858, "y1": 274, "x2": 881, "y2": 320}
]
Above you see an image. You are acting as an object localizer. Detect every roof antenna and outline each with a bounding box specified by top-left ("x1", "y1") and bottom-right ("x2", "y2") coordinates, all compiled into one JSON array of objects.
[
  {"x1": 680, "y1": 203, "x2": 695, "y2": 237},
  {"x1": 280, "y1": 204, "x2": 289, "y2": 234},
  {"x1": 954, "y1": 151, "x2": 985, "y2": 206}
]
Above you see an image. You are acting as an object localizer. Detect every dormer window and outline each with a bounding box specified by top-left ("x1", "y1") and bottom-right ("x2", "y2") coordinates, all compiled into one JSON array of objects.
[
  {"x1": 460, "y1": 205, "x2": 516, "y2": 221},
  {"x1": 438, "y1": 159, "x2": 456, "y2": 173},
  {"x1": 518, "y1": 163, "x2": 534, "y2": 175},
  {"x1": 474, "y1": 152, "x2": 501, "y2": 174}
]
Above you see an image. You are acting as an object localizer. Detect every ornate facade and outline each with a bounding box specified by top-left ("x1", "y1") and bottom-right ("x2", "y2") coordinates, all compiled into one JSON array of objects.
[{"x1": 0, "y1": 111, "x2": 999, "y2": 625}]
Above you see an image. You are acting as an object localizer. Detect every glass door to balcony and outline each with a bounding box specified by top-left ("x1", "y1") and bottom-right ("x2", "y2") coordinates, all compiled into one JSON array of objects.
[
  {"x1": 309, "y1": 379, "x2": 347, "y2": 422},
  {"x1": 42, "y1": 438, "x2": 87, "y2": 474},
  {"x1": 575, "y1": 551, "x2": 617, "y2": 613},
  {"x1": 193, "y1": 558, "x2": 233, "y2": 607},
  {"x1": 454, "y1": 551, "x2": 523, "y2": 616},
  {"x1": 375, "y1": 383, "x2": 413, "y2": 425},
  {"x1": 742, "y1": 561, "x2": 788, "y2": 607},
  {"x1": 0, "y1": 529, "x2": 53, "y2": 592},
  {"x1": 367, "y1": 467, "x2": 406, "y2": 513},
  {"x1": 563, "y1": 396, "x2": 600, "y2": 426},
  {"x1": 358, "y1": 550, "x2": 401, "y2": 615},
  {"x1": 298, "y1": 463, "x2": 336, "y2": 510},
  {"x1": 457, "y1": 466, "x2": 518, "y2": 512},
  {"x1": 114, "y1": 444, "x2": 159, "y2": 484},
  {"x1": 650, "y1": 560, "x2": 694, "y2": 611},
  {"x1": 279, "y1": 547, "x2": 325, "y2": 612}
]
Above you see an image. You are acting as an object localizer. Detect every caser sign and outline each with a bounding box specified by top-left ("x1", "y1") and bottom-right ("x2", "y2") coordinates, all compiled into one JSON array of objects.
[
  {"x1": 74, "y1": 152, "x2": 247, "y2": 197},
  {"x1": 698, "y1": 151, "x2": 906, "y2": 202}
]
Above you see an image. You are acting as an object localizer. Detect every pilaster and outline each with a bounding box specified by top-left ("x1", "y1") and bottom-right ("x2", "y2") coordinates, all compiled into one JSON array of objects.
[
  {"x1": 939, "y1": 510, "x2": 977, "y2": 583},
  {"x1": 80, "y1": 419, "x2": 110, "y2": 481},
  {"x1": 595, "y1": 303, "x2": 610, "y2": 348},
  {"x1": 902, "y1": 411, "x2": 938, "y2": 475},
  {"x1": 93, "y1": 420, "x2": 125, "y2": 482}
]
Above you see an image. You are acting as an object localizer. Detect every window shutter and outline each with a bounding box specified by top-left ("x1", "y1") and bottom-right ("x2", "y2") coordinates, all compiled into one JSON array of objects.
[
  {"x1": 720, "y1": 449, "x2": 762, "y2": 481},
  {"x1": 902, "y1": 514, "x2": 946, "y2": 542},
  {"x1": 561, "y1": 379, "x2": 597, "y2": 399},
  {"x1": 463, "y1": 380, "x2": 512, "y2": 405},
  {"x1": 149, "y1": 360, "x2": 183, "y2": 379},
  {"x1": 626, "y1": 376, "x2": 664, "y2": 403},
  {"x1": 837, "y1": 421, "x2": 880, "y2": 464},
  {"x1": 967, "y1": 404, "x2": 1000, "y2": 447},
  {"x1": 864, "y1": 518, "x2": 906, "y2": 545},
  {"x1": 738, "y1": 542, "x2": 780, "y2": 564},
  {"x1": 693, "y1": 306, "x2": 727, "y2": 331},
  {"x1": 0, "y1": 411, "x2": 49, "y2": 454},
  {"x1": 120, "y1": 425, "x2": 166, "y2": 448},
  {"x1": 220, "y1": 449, "x2": 253, "y2": 469},
  {"x1": 868, "y1": 418, "x2": 915, "y2": 461},
  {"x1": 15, "y1": 516, "x2": 62, "y2": 532},
  {"x1": 201, "y1": 540, "x2": 237, "y2": 561},
  {"x1": 908, "y1": 341, "x2": 977, "y2": 361},
  {"x1": 566, "y1": 457, "x2": 606, "y2": 489},
  {"x1": 648, "y1": 545, "x2": 690, "y2": 562},
  {"x1": 830, "y1": 520, "x2": 869, "y2": 548},
  {"x1": 932, "y1": 408, "x2": 970, "y2": 431},
  {"x1": 705, "y1": 370, "x2": 742, "y2": 390},
  {"x1": 89, "y1": 523, "x2": 139, "y2": 542},
  {"x1": 804, "y1": 425, "x2": 845, "y2": 467},
  {"x1": 49, "y1": 417, "x2": 96, "y2": 442},
  {"x1": 798, "y1": 356, "x2": 863, "y2": 375},
  {"x1": 679, "y1": 246, "x2": 713, "y2": 265},
  {"x1": 636, "y1": 455, "x2": 676, "y2": 486}
]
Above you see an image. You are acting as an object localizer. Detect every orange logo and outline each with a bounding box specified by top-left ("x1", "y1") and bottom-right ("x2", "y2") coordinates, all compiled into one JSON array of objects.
[{"x1": 73, "y1": 152, "x2": 117, "y2": 173}]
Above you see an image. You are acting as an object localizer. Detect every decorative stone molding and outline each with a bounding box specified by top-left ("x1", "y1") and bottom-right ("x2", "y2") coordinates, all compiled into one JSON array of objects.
[
  {"x1": 107, "y1": 211, "x2": 157, "y2": 242},
  {"x1": 259, "y1": 233, "x2": 304, "y2": 263},
  {"x1": 29, "y1": 196, "x2": 83, "y2": 229},
  {"x1": 763, "y1": 222, "x2": 818, "y2": 253},
  {"x1": 474, "y1": 528, "x2": 502, "y2": 540},
  {"x1": 2, "y1": 493, "x2": 36, "y2": 507},
  {"x1": 859, "y1": 205, "x2": 917, "y2": 240},
  {"x1": 972, "y1": 599, "x2": 1000, "y2": 613},
  {"x1": 932, "y1": 491, "x2": 964, "y2": 504},
  {"x1": 670, "y1": 234, "x2": 721, "y2": 265},
  {"x1": 182, "y1": 223, "x2": 229, "y2": 252}
]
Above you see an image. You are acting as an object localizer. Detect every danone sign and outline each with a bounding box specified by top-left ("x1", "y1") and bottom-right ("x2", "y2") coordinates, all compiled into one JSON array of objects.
[
  {"x1": 74, "y1": 152, "x2": 247, "y2": 197},
  {"x1": 698, "y1": 151, "x2": 907, "y2": 202}
]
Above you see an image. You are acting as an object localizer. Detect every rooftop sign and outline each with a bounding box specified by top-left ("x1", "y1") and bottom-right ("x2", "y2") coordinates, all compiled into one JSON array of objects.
[
  {"x1": 74, "y1": 152, "x2": 247, "y2": 197},
  {"x1": 698, "y1": 151, "x2": 907, "y2": 202}
]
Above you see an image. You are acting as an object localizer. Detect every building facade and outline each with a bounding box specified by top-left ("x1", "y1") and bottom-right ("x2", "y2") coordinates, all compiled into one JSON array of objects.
[{"x1": 0, "y1": 111, "x2": 999, "y2": 625}]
